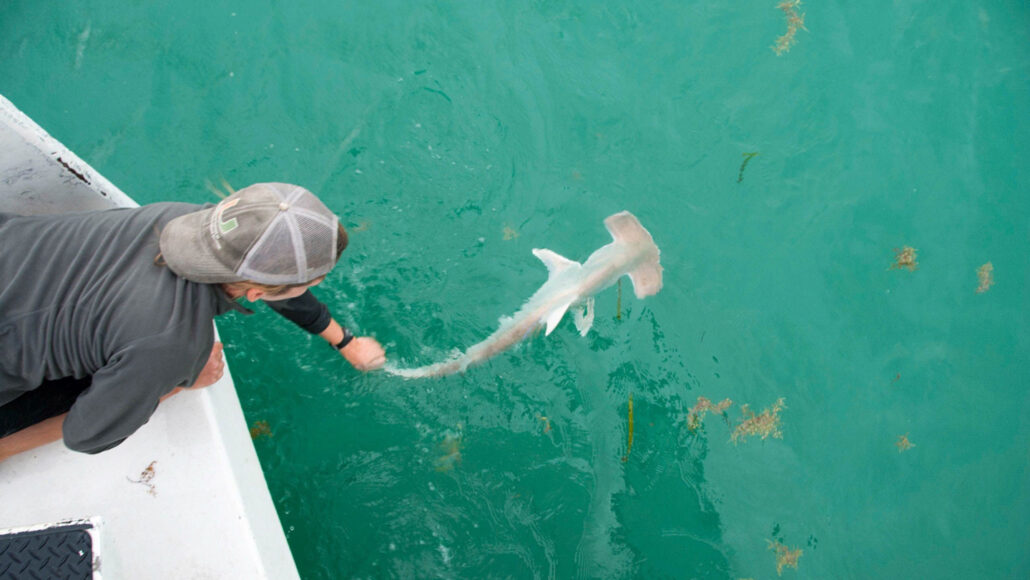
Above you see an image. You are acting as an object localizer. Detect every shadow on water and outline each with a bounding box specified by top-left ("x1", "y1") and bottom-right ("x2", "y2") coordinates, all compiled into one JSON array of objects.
[{"x1": 303, "y1": 292, "x2": 735, "y2": 578}]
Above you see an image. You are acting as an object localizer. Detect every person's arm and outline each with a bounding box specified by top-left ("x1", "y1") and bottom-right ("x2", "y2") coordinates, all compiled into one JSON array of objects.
[
  {"x1": 60, "y1": 342, "x2": 211, "y2": 454},
  {"x1": 266, "y1": 290, "x2": 385, "y2": 371},
  {"x1": 0, "y1": 414, "x2": 66, "y2": 462},
  {"x1": 159, "y1": 342, "x2": 226, "y2": 401},
  {"x1": 0, "y1": 343, "x2": 224, "y2": 462}
]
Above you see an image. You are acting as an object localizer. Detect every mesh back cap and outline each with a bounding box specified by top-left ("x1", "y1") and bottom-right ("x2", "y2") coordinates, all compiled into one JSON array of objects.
[{"x1": 160, "y1": 183, "x2": 339, "y2": 285}]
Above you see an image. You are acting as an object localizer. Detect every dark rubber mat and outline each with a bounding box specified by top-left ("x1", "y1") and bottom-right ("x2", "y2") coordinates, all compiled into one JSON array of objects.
[{"x1": 0, "y1": 522, "x2": 93, "y2": 580}]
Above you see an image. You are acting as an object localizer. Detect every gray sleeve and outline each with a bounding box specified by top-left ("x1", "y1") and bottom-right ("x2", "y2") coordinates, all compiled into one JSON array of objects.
[{"x1": 61, "y1": 341, "x2": 202, "y2": 454}]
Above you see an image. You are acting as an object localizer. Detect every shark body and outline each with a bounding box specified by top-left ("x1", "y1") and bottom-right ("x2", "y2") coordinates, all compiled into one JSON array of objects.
[{"x1": 385, "y1": 211, "x2": 663, "y2": 379}]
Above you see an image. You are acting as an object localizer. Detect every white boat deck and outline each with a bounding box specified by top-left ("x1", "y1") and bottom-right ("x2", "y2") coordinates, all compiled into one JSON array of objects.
[{"x1": 0, "y1": 94, "x2": 299, "y2": 579}]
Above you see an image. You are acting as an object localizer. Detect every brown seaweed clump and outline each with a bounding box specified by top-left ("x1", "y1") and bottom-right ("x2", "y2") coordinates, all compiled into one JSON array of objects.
[
  {"x1": 890, "y1": 246, "x2": 919, "y2": 271},
  {"x1": 976, "y1": 262, "x2": 994, "y2": 293},
  {"x1": 621, "y1": 392, "x2": 635, "y2": 462},
  {"x1": 434, "y1": 431, "x2": 463, "y2": 472},
  {"x1": 249, "y1": 420, "x2": 272, "y2": 440},
  {"x1": 768, "y1": 539, "x2": 803, "y2": 575},
  {"x1": 731, "y1": 398, "x2": 786, "y2": 444},
  {"x1": 773, "y1": 1, "x2": 807, "y2": 55},
  {"x1": 896, "y1": 433, "x2": 915, "y2": 453},
  {"x1": 687, "y1": 396, "x2": 733, "y2": 433}
]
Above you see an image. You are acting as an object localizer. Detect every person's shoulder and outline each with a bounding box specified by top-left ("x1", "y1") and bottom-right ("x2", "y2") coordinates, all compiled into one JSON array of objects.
[
  {"x1": 54, "y1": 202, "x2": 203, "y2": 227},
  {"x1": 104, "y1": 201, "x2": 211, "y2": 233},
  {"x1": 139, "y1": 201, "x2": 209, "y2": 219}
]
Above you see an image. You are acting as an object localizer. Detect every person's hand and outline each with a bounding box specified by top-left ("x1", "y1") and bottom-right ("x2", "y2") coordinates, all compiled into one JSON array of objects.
[
  {"x1": 194, "y1": 342, "x2": 225, "y2": 387},
  {"x1": 339, "y1": 336, "x2": 386, "y2": 371}
]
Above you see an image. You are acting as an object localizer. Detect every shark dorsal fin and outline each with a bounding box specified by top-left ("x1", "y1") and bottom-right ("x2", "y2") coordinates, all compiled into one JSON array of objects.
[{"x1": 532, "y1": 248, "x2": 579, "y2": 278}]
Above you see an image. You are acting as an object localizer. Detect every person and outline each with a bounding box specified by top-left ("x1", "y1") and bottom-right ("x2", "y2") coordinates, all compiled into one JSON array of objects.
[{"x1": 0, "y1": 182, "x2": 385, "y2": 461}]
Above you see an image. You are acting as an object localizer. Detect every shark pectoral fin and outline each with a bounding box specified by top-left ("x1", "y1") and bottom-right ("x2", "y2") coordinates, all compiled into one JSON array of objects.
[
  {"x1": 574, "y1": 297, "x2": 595, "y2": 336},
  {"x1": 544, "y1": 302, "x2": 572, "y2": 336},
  {"x1": 533, "y1": 248, "x2": 580, "y2": 278},
  {"x1": 628, "y1": 261, "x2": 663, "y2": 298}
]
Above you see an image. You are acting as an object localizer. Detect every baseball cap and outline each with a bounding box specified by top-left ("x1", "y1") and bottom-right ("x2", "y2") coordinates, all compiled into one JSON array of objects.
[{"x1": 159, "y1": 182, "x2": 340, "y2": 285}]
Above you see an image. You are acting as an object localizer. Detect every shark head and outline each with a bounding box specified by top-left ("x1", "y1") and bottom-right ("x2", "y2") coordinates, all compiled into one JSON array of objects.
[{"x1": 604, "y1": 211, "x2": 663, "y2": 298}]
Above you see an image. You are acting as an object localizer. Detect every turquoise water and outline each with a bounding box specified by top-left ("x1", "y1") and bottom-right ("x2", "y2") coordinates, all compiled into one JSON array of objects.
[{"x1": 3, "y1": 1, "x2": 1029, "y2": 577}]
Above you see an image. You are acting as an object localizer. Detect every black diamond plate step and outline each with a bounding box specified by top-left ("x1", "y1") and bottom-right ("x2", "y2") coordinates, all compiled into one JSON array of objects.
[{"x1": 0, "y1": 522, "x2": 93, "y2": 580}]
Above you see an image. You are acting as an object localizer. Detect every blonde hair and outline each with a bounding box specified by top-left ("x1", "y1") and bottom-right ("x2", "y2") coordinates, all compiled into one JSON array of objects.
[{"x1": 223, "y1": 277, "x2": 325, "y2": 297}]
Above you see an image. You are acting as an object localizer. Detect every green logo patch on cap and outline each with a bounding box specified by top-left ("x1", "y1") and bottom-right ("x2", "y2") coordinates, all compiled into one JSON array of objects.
[{"x1": 216, "y1": 198, "x2": 240, "y2": 235}]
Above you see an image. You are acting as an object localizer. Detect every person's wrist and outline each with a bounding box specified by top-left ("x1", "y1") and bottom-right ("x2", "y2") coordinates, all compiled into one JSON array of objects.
[{"x1": 333, "y1": 328, "x2": 355, "y2": 351}]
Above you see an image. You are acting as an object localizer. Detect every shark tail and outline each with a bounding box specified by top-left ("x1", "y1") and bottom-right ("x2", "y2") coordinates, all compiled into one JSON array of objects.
[
  {"x1": 605, "y1": 211, "x2": 663, "y2": 298},
  {"x1": 384, "y1": 359, "x2": 463, "y2": 379}
]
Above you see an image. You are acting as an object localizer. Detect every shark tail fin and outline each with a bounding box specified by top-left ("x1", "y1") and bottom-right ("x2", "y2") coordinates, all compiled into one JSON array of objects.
[{"x1": 605, "y1": 211, "x2": 663, "y2": 298}]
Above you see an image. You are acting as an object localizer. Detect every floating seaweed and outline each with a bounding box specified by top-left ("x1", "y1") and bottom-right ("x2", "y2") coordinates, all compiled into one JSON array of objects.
[
  {"x1": 249, "y1": 420, "x2": 272, "y2": 440},
  {"x1": 738, "y1": 152, "x2": 759, "y2": 183},
  {"x1": 538, "y1": 414, "x2": 552, "y2": 434},
  {"x1": 434, "y1": 430, "x2": 463, "y2": 472},
  {"x1": 622, "y1": 392, "x2": 634, "y2": 462},
  {"x1": 896, "y1": 433, "x2": 915, "y2": 453},
  {"x1": 687, "y1": 396, "x2": 734, "y2": 433},
  {"x1": 976, "y1": 262, "x2": 994, "y2": 293},
  {"x1": 503, "y1": 225, "x2": 520, "y2": 241},
  {"x1": 127, "y1": 460, "x2": 158, "y2": 497},
  {"x1": 616, "y1": 279, "x2": 623, "y2": 321},
  {"x1": 731, "y1": 398, "x2": 786, "y2": 444},
  {"x1": 890, "y1": 246, "x2": 919, "y2": 271},
  {"x1": 773, "y1": 1, "x2": 807, "y2": 55},
  {"x1": 768, "y1": 539, "x2": 803, "y2": 575}
]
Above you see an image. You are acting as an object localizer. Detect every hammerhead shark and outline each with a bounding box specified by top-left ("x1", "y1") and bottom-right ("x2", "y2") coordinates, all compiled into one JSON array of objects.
[{"x1": 385, "y1": 211, "x2": 663, "y2": 378}]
